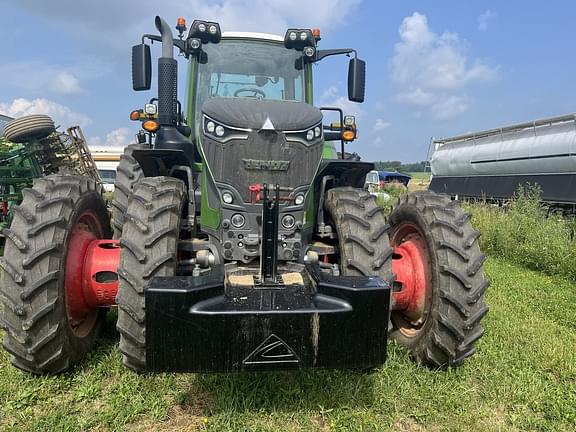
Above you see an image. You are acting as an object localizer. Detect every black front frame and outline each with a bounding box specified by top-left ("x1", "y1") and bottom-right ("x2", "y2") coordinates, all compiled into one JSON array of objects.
[{"x1": 145, "y1": 264, "x2": 390, "y2": 372}]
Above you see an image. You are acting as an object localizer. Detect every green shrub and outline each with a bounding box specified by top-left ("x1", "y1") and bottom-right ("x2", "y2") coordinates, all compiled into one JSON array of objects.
[
  {"x1": 466, "y1": 184, "x2": 576, "y2": 281},
  {"x1": 376, "y1": 185, "x2": 407, "y2": 211}
]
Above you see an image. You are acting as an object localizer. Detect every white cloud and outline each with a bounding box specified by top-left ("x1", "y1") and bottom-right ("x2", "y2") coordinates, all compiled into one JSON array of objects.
[
  {"x1": 0, "y1": 61, "x2": 102, "y2": 96},
  {"x1": 478, "y1": 10, "x2": 494, "y2": 32},
  {"x1": 321, "y1": 86, "x2": 339, "y2": 101},
  {"x1": 395, "y1": 88, "x2": 435, "y2": 107},
  {"x1": 0, "y1": 98, "x2": 91, "y2": 127},
  {"x1": 90, "y1": 128, "x2": 134, "y2": 147},
  {"x1": 391, "y1": 12, "x2": 498, "y2": 119},
  {"x1": 50, "y1": 72, "x2": 84, "y2": 95},
  {"x1": 373, "y1": 119, "x2": 391, "y2": 131},
  {"x1": 319, "y1": 86, "x2": 365, "y2": 119},
  {"x1": 105, "y1": 127, "x2": 133, "y2": 146},
  {"x1": 430, "y1": 95, "x2": 468, "y2": 119},
  {"x1": 8, "y1": 0, "x2": 362, "y2": 48}
]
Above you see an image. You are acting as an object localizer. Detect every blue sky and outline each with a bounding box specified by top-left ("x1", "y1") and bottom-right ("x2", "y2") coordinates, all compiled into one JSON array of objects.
[{"x1": 1, "y1": 0, "x2": 574, "y2": 162}]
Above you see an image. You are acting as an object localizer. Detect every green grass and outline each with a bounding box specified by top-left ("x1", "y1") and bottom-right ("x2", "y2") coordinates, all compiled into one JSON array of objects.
[
  {"x1": 407, "y1": 172, "x2": 431, "y2": 182},
  {"x1": 1, "y1": 257, "x2": 575, "y2": 431},
  {"x1": 466, "y1": 186, "x2": 576, "y2": 281}
]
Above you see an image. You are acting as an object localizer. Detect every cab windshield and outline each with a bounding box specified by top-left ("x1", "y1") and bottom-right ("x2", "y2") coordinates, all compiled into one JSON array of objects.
[{"x1": 194, "y1": 39, "x2": 306, "y2": 125}]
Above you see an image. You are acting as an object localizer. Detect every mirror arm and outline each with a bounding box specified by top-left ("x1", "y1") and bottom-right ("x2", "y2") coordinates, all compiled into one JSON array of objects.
[
  {"x1": 314, "y1": 48, "x2": 357, "y2": 62},
  {"x1": 320, "y1": 107, "x2": 346, "y2": 159},
  {"x1": 142, "y1": 34, "x2": 161, "y2": 44},
  {"x1": 142, "y1": 34, "x2": 190, "y2": 57}
]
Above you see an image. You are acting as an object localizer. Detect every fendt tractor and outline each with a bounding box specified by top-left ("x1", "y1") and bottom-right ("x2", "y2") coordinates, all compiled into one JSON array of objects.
[{"x1": 0, "y1": 16, "x2": 488, "y2": 374}]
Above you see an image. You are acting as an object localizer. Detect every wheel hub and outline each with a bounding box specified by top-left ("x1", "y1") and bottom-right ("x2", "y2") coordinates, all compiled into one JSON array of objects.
[
  {"x1": 64, "y1": 212, "x2": 119, "y2": 335},
  {"x1": 390, "y1": 224, "x2": 431, "y2": 327}
]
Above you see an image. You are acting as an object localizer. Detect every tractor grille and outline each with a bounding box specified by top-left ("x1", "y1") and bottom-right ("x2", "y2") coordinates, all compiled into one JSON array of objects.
[{"x1": 202, "y1": 130, "x2": 323, "y2": 202}]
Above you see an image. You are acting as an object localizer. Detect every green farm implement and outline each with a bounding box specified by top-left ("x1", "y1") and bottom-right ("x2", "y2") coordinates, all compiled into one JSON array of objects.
[{"x1": 0, "y1": 115, "x2": 100, "y2": 248}]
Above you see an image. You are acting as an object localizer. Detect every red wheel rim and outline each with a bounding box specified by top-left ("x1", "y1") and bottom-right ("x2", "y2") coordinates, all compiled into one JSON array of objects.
[
  {"x1": 390, "y1": 222, "x2": 432, "y2": 337},
  {"x1": 64, "y1": 211, "x2": 104, "y2": 337}
]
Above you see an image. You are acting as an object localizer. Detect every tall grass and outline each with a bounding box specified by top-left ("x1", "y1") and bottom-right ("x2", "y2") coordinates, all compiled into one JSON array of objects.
[{"x1": 466, "y1": 185, "x2": 576, "y2": 281}]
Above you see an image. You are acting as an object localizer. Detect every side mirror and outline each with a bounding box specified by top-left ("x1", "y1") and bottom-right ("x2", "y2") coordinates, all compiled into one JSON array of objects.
[
  {"x1": 132, "y1": 44, "x2": 152, "y2": 91},
  {"x1": 348, "y1": 58, "x2": 366, "y2": 103}
]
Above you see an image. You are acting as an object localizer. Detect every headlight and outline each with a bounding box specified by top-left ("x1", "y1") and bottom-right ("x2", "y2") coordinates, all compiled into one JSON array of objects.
[
  {"x1": 206, "y1": 121, "x2": 215, "y2": 133},
  {"x1": 144, "y1": 103, "x2": 157, "y2": 115},
  {"x1": 188, "y1": 38, "x2": 201, "y2": 50},
  {"x1": 231, "y1": 213, "x2": 245, "y2": 228},
  {"x1": 314, "y1": 126, "x2": 321, "y2": 138},
  {"x1": 222, "y1": 191, "x2": 233, "y2": 204},
  {"x1": 281, "y1": 214, "x2": 296, "y2": 229},
  {"x1": 304, "y1": 46, "x2": 315, "y2": 57},
  {"x1": 344, "y1": 115, "x2": 356, "y2": 126},
  {"x1": 215, "y1": 125, "x2": 225, "y2": 137},
  {"x1": 198, "y1": 23, "x2": 206, "y2": 32},
  {"x1": 284, "y1": 121, "x2": 323, "y2": 144},
  {"x1": 209, "y1": 25, "x2": 218, "y2": 35},
  {"x1": 284, "y1": 28, "x2": 314, "y2": 49},
  {"x1": 294, "y1": 193, "x2": 305, "y2": 205}
]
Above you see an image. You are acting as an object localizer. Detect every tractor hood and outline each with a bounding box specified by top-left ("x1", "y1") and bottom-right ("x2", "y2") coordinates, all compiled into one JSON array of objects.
[{"x1": 202, "y1": 98, "x2": 322, "y2": 131}]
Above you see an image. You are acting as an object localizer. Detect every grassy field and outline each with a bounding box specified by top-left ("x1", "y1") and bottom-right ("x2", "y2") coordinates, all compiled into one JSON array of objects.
[
  {"x1": 466, "y1": 187, "x2": 576, "y2": 282},
  {"x1": 407, "y1": 172, "x2": 431, "y2": 192},
  {"x1": 1, "y1": 257, "x2": 575, "y2": 431}
]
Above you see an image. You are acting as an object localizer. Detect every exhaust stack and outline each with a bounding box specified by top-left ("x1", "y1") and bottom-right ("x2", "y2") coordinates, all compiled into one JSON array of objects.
[{"x1": 155, "y1": 16, "x2": 178, "y2": 127}]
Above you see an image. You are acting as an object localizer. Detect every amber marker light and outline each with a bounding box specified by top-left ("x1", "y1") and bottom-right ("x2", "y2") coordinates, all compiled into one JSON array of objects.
[
  {"x1": 130, "y1": 110, "x2": 141, "y2": 121},
  {"x1": 177, "y1": 17, "x2": 186, "y2": 27},
  {"x1": 142, "y1": 120, "x2": 159, "y2": 133},
  {"x1": 342, "y1": 130, "x2": 356, "y2": 141}
]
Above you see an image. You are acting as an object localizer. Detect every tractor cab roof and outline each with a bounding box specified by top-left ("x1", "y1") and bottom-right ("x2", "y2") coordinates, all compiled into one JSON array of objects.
[{"x1": 221, "y1": 31, "x2": 284, "y2": 43}]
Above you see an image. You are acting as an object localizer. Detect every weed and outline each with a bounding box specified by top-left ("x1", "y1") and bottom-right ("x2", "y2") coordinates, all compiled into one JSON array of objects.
[{"x1": 466, "y1": 184, "x2": 576, "y2": 281}]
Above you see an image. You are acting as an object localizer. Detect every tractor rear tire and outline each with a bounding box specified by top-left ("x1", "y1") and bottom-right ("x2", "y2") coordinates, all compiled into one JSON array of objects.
[
  {"x1": 0, "y1": 175, "x2": 111, "y2": 374},
  {"x1": 4, "y1": 115, "x2": 56, "y2": 143},
  {"x1": 388, "y1": 191, "x2": 489, "y2": 369},
  {"x1": 116, "y1": 176, "x2": 185, "y2": 372},
  {"x1": 111, "y1": 144, "x2": 146, "y2": 238},
  {"x1": 324, "y1": 186, "x2": 394, "y2": 281}
]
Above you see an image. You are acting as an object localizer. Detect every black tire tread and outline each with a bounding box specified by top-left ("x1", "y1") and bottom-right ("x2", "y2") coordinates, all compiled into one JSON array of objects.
[
  {"x1": 388, "y1": 190, "x2": 489, "y2": 369},
  {"x1": 0, "y1": 175, "x2": 110, "y2": 374},
  {"x1": 111, "y1": 144, "x2": 147, "y2": 238},
  {"x1": 116, "y1": 176, "x2": 185, "y2": 372},
  {"x1": 325, "y1": 187, "x2": 394, "y2": 282}
]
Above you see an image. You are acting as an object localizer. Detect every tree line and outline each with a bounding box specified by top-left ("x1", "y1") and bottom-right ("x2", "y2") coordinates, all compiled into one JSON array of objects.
[{"x1": 374, "y1": 161, "x2": 427, "y2": 172}]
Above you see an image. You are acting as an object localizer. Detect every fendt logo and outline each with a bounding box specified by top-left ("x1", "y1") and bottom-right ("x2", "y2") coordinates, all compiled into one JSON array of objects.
[
  {"x1": 243, "y1": 334, "x2": 300, "y2": 366},
  {"x1": 242, "y1": 159, "x2": 291, "y2": 171}
]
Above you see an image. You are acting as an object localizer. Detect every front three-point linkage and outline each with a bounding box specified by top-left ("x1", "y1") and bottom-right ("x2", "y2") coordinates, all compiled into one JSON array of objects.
[{"x1": 259, "y1": 184, "x2": 280, "y2": 284}]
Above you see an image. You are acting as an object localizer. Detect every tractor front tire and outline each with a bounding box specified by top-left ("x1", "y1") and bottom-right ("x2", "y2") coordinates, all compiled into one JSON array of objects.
[
  {"x1": 324, "y1": 187, "x2": 394, "y2": 281},
  {"x1": 116, "y1": 177, "x2": 185, "y2": 372},
  {"x1": 388, "y1": 191, "x2": 489, "y2": 368},
  {"x1": 111, "y1": 144, "x2": 146, "y2": 238},
  {"x1": 0, "y1": 175, "x2": 111, "y2": 374},
  {"x1": 4, "y1": 115, "x2": 56, "y2": 143}
]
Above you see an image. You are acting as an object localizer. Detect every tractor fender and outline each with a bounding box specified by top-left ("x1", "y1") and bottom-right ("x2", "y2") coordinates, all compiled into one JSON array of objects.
[
  {"x1": 315, "y1": 159, "x2": 374, "y2": 189},
  {"x1": 132, "y1": 148, "x2": 194, "y2": 177}
]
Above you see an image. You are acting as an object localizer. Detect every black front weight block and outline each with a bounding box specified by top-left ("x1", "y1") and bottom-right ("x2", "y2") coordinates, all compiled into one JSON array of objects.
[{"x1": 145, "y1": 265, "x2": 391, "y2": 372}]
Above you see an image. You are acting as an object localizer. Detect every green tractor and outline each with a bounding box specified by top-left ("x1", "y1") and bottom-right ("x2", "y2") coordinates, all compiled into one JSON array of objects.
[{"x1": 0, "y1": 16, "x2": 488, "y2": 374}]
